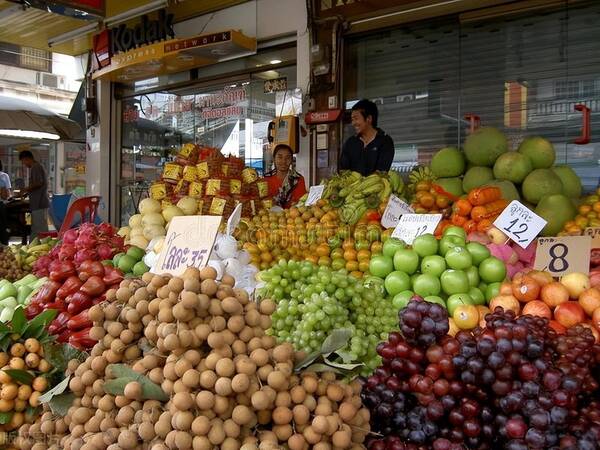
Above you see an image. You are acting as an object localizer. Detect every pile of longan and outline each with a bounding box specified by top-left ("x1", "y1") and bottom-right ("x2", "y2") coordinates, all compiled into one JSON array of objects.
[{"x1": 17, "y1": 268, "x2": 370, "y2": 450}]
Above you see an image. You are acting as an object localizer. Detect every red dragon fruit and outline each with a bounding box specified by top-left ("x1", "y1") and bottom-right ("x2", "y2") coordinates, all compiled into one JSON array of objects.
[
  {"x1": 97, "y1": 222, "x2": 115, "y2": 237},
  {"x1": 62, "y1": 228, "x2": 79, "y2": 245},
  {"x1": 97, "y1": 243, "x2": 114, "y2": 260},
  {"x1": 75, "y1": 230, "x2": 97, "y2": 249}
]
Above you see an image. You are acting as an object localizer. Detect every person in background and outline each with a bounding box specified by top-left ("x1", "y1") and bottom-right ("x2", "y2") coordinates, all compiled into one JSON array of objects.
[
  {"x1": 339, "y1": 99, "x2": 395, "y2": 175},
  {"x1": 0, "y1": 160, "x2": 10, "y2": 244},
  {"x1": 18, "y1": 151, "x2": 49, "y2": 239},
  {"x1": 265, "y1": 144, "x2": 307, "y2": 209}
]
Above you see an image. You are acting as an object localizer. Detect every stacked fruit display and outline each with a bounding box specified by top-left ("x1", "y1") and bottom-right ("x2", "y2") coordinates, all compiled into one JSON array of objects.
[
  {"x1": 363, "y1": 299, "x2": 600, "y2": 449},
  {"x1": 449, "y1": 187, "x2": 508, "y2": 234},
  {"x1": 0, "y1": 274, "x2": 47, "y2": 323},
  {"x1": 0, "y1": 247, "x2": 27, "y2": 282},
  {"x1": 258, "y1": 259, "x2": 398, "y2": 373},
  {"x1": 560, "y1": 188, "x2": 600, "y2": 234},
  {"x1": 109, "y1": 246, "x2": 150, "y2": 277},
  {"x1": 370, "y1": 227, "x2": 507, "y2": 331},
  {"x1": 429, "y1": 129, "x2": 583, "y2": 236},
  {"x1": 9, "y1": 237, "x2": 58, "y2": 273},
  {"x1": 322, "y1": 170, "x2": 405, "y2": 224},
  {"x1": 18, "y1": 270, "x2": 372, "y2": 450}
]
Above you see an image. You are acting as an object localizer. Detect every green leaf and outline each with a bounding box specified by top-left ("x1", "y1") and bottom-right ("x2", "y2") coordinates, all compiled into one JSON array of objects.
[
  {"x1": 323, "y1": 357, "x2": 363, "y2": 371},
  {"x1": 43, "y1": 343, "x2": 88, "y2": 376},
  {"x1": 294, "y1": 350, "x2": 322, "y2": 371},
  {"x1": 305, "y1": 363, "x2": 343, "y2": 374},
  {"x1": 25, "y1": 406, "x2": 41, "y2": 422},
  {"x1": 39, "y1": 376, "x2": 70, "y2": 404},
  {"x1": 3, "y1": 369, "x2": 34, "y2": 385},
  {"x1": 320, "y1": 328, "x2": 352, "y2": 355},
  {"x1": 334, "y1": 350, "x2": 357, "y2": 365},
  {"x1": 10, "y1": 307, "x2": 26, "y2": 335},
  {"x1": 22, "y1": 309, "x2": 58, "y2": 340},
  {"x1": 48, "y1": 393, "x2": 75, "y2": 417},
  {"x1": 0, "y1": 335, "x2": 10, "y2": 352},
  {"x1": 103, "y1": 378, "x2": 128, "y2": 396},
  {"x1": 0, "y1": 412, "x2": 12, "y2": 424},
  {"x1": 106, "y1": 365, "x2": 169, "y2": 401}
]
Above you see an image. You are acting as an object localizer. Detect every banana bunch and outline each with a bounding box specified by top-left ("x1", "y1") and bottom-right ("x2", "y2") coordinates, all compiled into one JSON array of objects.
[
  {"x1": 388, "y1": 170, "x2": 405, "y2": 196},
  {"x1": 322, "y1": 170, "x2": 362, "y2": 200},
  {"x1": 10, "y1": 236, "x2": 58, "y2": 271},
  {"x1": 407, "y1": 166, "x2": 437, "y2": 201}
]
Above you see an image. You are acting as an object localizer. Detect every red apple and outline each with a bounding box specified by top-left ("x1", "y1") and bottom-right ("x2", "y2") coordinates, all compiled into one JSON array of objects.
[
  {"x1": 593, "y1": 308, "x2": 600, "y2": 330},
  {"x1": 522, "y1": 300, "x2": 552, "y2": 320},
  {"x1": 578, "y1": 288, "x2": 600, "y2": 316},
  {"x1": 548, "y1": 320, "x2": 567, "y2": 334},
  {"x1": 554, "y1": 302, "x2": 586, "y2": 328}
]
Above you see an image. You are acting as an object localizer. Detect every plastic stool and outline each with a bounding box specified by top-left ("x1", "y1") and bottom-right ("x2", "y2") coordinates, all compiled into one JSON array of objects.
[{"x1": 38, "y1": 196, "x2": 101, "y2": 239}]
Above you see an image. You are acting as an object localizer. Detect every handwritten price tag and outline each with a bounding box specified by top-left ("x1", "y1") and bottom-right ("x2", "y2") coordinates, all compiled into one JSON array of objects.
[
  {"x1": 305, "y1": 185, "x2": 325, "y2": 206},
  {"x1": 493, "y1": 200, "x2": 547, "y2": 249},
  {"x1": 226, "y1": 203, "x2": 243, "y2": 235},
  {"x1": 391, "y1": 214, "x2": 442, "y2": 244},
  {"x1": 584, "y1": 227, "x2": 600, "y2": 249},
  {"x1": 534, "y1": 235, "x2": 591, "y2": 276},
  {"x1": 152, "y1": 215, "x2": 221, "y2": 276},
  {"x1": 381, "y1": 195, "x2": 414, "y2": 229}
]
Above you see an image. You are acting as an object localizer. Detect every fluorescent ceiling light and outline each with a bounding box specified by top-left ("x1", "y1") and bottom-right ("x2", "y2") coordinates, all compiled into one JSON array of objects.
[
  {"x1": 270, "y1": 59, "x2": 282, "y2": 64},
  {"x1": 0, "y1": 129, "x2": 60, "y2": 140},
  {"x1": 105, "y1": 0, "x2": 168, "y2": 27},
  {"x1": 48, "y1": 22, "x2": 99, "y2": 47}
]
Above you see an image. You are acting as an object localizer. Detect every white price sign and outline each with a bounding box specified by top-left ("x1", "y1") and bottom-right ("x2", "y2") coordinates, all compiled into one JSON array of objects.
[
  {"x1": 226, "y1": 203, "x2": 243, "y2": 235},
  {"x1": 493, "y1": 200, "x2": 547, "y2": 249},
  {"x1": 392, "y1": 214, "x2": 442, "y2": 244},
  {"x1": 534, "y1": 236, "x2": 591, "y2": 276},
  {"x1": 584, "y1": 227, "x2": 600, "y2": 249},
  {"x1": 152, "y1": 215, "x2": 221, "y2": 276},
  {"x1": 305, "y1": 185, "x2": 325, "y2": 206},
  {"x1": 381, "y1": 195, "x2": 414, "y2": 229}
]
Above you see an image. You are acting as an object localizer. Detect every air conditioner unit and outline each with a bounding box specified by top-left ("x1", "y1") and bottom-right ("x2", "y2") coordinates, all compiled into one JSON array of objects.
[{"x1": 36, "y1": 73, "x2": 67, "y2": 90}]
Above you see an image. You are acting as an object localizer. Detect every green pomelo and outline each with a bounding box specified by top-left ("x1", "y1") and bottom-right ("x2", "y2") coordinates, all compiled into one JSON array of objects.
[
  {"x1": 521, "y1": 169, "x2": 563, "y2": 205},
  {"x1": 464, "y1": 127, "x2": 508, "y2": 167},
  {"x1": 462, "y1": 166, "x2": 494, "y2": 193},
  {"x1": 133, "y1": 261, "x2": 150, "y2": 276},
  {"x1": 535, "y1": 194, "x2": 577, "y2": 236},
  {"x1": 551, "y1": 165, "x2": 582, "y2": 199},
  {"x1": 126, "y1": 246, "x2": 145, "y2": 261},
  {"x1": 518, "y1": 136, "x2": 555, "y2": 169},
  {"x1": 493, "y1": 152, "x2": 533, "y2": 183},
  {"x1": 436, "y1": 177, "x2": 464, "y2": 198},
  {"x1": 484, "y1": 180, "x2": 520, "y2": 201},
  {"x1": 431, "y1": 147, "x2": 465, "y2": 178}
]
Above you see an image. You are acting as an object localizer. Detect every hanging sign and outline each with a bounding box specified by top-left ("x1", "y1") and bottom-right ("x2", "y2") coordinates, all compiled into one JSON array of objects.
[
  {"x1": 534, "y1": 235, "x2": 591, "y2": 276},
  {"x1": 392, "y1": 214, "x2": 442, "y2": 244},
  {"x1": 381, "y1": 195, "x2": 414, "y2": 229},
  {"x1": 493, "y1": 200, "x2": 547, "y2": 249},
  {"x1": 152, "y1": 216, "x2": 221, "y2": 276},
  {"x1": 264, "y1": 77, "x2": 288, "y2": 93},
  {"x1": 305, "y1": 185, "x2": 325, "y2": 206}
]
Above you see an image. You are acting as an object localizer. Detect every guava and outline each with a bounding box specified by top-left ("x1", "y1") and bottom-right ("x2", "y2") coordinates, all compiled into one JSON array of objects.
[
  {"x1": 464, "y1": 127, "x2": 508, "y2": 167},
  {"x1": 535, "y1": 194, "x2": 577, "y2": 236},
  {"x1": 126, "y1": 246, "x2": 145, "y2": 261},
  {"x1": 551, "y1": 165, "x2": 582, "y2": 199},
  {"x1": 118, "y1": 255, "x2": 137, "y2": 273},
  {"x1": 133, "y1": 261, "x2": 150, "y2": 276},
  {"x1": 518, "y1": 136, "x2": 555, "y2": 169},
  {"x1": 484, "y1": 180, "x2": 520, "y2": 201},
  {"x1": 493, "y1": 152, "x2": 533, "y2": 183},
  {"x1": 462, "y1": 166, "x2": 494, "y2": 193},
  {"x1": 431, "y1": 147, "x2": 465, "y2": 178},
  {"x1": 521, "y1": 169, "x2": 563, "y2": 205}
]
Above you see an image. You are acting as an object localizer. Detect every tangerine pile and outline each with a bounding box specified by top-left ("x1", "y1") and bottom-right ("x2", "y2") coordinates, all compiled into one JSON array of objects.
[
  {"x1": 561, "y1": 188, "x2": 600, "y2": 234},
  {"x1": 237, "y1": 200, "x2": 387, "y2": 278},
  {"x1": 410, "y1": 181, "x2": 452, "y2": 214}
]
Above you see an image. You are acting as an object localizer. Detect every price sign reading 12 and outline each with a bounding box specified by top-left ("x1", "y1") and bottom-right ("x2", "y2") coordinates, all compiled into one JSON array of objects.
[
  {"x1": 493, "y1": 200, "x2": 547, "y2": 249},
  {"x1": 391, "y1": 214, "x2": 442, "y2": 245},
  {"x1": 152, "y1": 215, "x2": 222, "y2": 276}
]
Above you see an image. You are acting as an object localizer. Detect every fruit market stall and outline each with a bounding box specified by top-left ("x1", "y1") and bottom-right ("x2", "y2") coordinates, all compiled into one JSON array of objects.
[{"x1": 2, "y1": 127, "x2": 600, "y2": 450}]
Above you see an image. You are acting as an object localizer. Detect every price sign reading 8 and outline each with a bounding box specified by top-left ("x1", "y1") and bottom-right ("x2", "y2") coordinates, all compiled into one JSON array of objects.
[
  {"x1": 493, "y1": 200, "x2": 547, "y2": 249},
  {"x1": 534, "y1": 236, "x2": 591, "y2": 276},
  {"x1": 548, "y1": 243, "x2": 569, "y2": 273}
]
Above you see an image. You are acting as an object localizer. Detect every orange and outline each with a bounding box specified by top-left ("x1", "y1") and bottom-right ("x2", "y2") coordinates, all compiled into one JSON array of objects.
[
  {"x1": 318, "y1": 256, "x2": 331, "y2": 266},
  {"x1": 343, "y1": 249, "x2": 357, "y2": 261},
  {"x1": 345, "y1": 260, "x2": 359, "y2": 272},
  {"x1": 579, "y1": 204, "x2": 592, "y2": 215},
  {"x1": 342, "y1": 239, "x2": 356, "y2": 251},
  {"x1": 330, "y1": 248, "x2": 344, "y2": 260},
  {"x1": 358, "y1": 261, "x2": 370, "y2": 273},
  {"x1": 260, "y1": 252, "x2": 273, "y2": 263},
  {"x1": 381, "y1": 229, "x2": 393, "y2": 242},
  {"x1": 350, "y1": 270, "x2": 364, "y2": 279},
  {"x1": 331, "y1": 258, "x2": 346, "y2": 270},
  {"x1": 371, "y1": 241, "x2": 383, "y2": 254},
  {"x1": 435, "y1": 195, "x2": 450, "y2": 209},
  {"x1": 419, "y1": 192, "x2": 436, "y2": 209},
  {"x1": 316, "y1": 244, "x2": 330, "y2": 257},
  {"x1": 594, "y1": 202, "x2": 600, "y2": 213},
  {"x1": 305, "y1": 255, "x2": 318, "y2": 264},
  {"x1": 357, "y1": 249, "x2": 371, "y2": 262}
]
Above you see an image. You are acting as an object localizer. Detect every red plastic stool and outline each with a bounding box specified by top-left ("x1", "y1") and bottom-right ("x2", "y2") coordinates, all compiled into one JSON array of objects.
[{"x1": 38, "y1": 196, "x2": 101, "y2": 239}]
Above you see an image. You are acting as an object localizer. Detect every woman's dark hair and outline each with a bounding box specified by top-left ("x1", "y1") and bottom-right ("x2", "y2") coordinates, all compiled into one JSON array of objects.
[
  {"x1": 273, "y1": 144, "x2": 293, "y2": 158},
  {"x1": 19, "y1": 150, "x2": 34, "y2": 160},
  {"x1": 352, "y1": 99, "x2": 379, "y2": 127}
]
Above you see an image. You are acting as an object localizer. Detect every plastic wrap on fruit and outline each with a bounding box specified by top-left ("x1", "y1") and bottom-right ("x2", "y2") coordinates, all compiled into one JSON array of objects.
[
  {"x1": 236, "y1": 250, "x2": 251, "y2": 266},
  {"x1": 214, "y1": 234, "x2": 238, "y2": 260},
  {"x1": 363, "y1": 276, "x2": 385, "y2": 295},
  {"x1": 207, "y1": 260, "x2": 224, "y2": 280},
  {"x1": 223, "y1": 258, "x2": 243, "y2": 280},
  {"x1": 143, "y1": 252, "x2": 158, "y2": 270}
]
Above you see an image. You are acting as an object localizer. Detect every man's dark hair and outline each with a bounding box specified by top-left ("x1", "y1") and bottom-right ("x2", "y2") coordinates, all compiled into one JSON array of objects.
[
  {"x1": 351, "y1": 99, "x2": 379, "y2": 127},
  {"x1": 0, "y1": 160, "x2": 3, "y2": 171},
  {"x1": 19, "y1": 151, "x2": 34, "y2": 161}
]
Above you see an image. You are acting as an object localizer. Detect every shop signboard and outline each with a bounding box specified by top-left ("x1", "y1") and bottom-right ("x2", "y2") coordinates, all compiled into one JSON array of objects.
[
  {"x1": 198, "y1": 87, "x2": 246, "y2": 120},
  {"x1": 264, "y1": 77, "x2": 288, "y2": 94}
]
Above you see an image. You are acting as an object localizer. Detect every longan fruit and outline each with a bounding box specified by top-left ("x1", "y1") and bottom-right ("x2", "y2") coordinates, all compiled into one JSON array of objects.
[
  {"x1": 207, "y1": 332, "x2": 225, "y2": 349},
  {"x1": 174, "y1": 359, "x2": 192, "y2": 378},
  {"x1": 312, "y1": 415, "x2": 329, "y2": 434},
  {"x1": 182, "y1": 369, "x2": 200, "y2": 388},
  {"x1": 10, "y1": 343, "x2": 25, "y2": 357},
  {"x1": 272, "y1": 406, "x2": 293, "y2": 425},
  {"x1": 215, "y1": 358, "x2": 235, "y2": 378},
  {"x1": 339, "y1": 402, "x2": 357, "y2": 422},
  {"x1": 231, "y1": 373, "x2": 250, "y2": 393},
  {"x1": 250, "y1": 349, "x2": 269, "y2": 367},
  {"x1": 293, "y1": 404, "x2": 310, "y2": 425},
  {"x1": 332, "y1": 429, "x2": 351, "y2": 448},
  {"x1": 288, "y1": 434, "x2": 306, "y2": 450},
  {"x1": 207, "y1": 422, "x2": 226, "y2": 445},
  {"x1": 32, "y1": 377, "x2": 48, "y2": 392},
  {"x1": 235, "y1": 357, "x2": 256, "y2": 376},
  {"x1": 199, "y1": 370, "x2": 217, "y2": 389},
  {"x1": 215, "y1": 377, "x2": 233, "y2": 396},
  {"x1": 267, "y1": 371, "x2": 288, "y2": 391},
  {"x1": 172, "y1": 392, "x2": 194, "y2": 410},
  {"x1": 250, "y1": 391, "x2": 270, "y2": 410},
  {"x1": 124, "y1": 381, "x2": 142, "y2": 400},
  {"x1": 326, "y1": 383, "x2": 344, "y2": 402},
  {"x1": 231, "y1": 405, "x2": 253, "y2": 426}
]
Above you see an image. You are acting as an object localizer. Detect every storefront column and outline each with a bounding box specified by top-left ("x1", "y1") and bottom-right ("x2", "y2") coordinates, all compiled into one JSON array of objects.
[
  {"x1": 296, "y1": 26, "x2": 312, "y2": 183},
  {"x1": 54, "y1": 142, "x2": 65, "y2": 195},
  {"x1": 86, "y1": 79, "x2": 117, "y2": 223}
]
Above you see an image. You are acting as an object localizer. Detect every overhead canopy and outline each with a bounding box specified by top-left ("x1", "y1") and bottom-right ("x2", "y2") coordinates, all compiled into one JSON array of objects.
[
  {"x1": 0, "y1": 0, "x2": 248, "y2": 55},
  {"x1": 0, "y1": 94, "x2": 82, "y2": 140}
]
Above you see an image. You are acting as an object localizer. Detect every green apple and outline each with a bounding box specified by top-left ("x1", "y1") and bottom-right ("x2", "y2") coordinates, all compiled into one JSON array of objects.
[
  {"x1": 466, "y1": 242, "x2": 491, "y2": 266},
  {"x1": 384, "y1": 271, "x2": 412, "y2": 296},
  {"x1": 393, "y1": 290, "x2": 414, "y2": 309},
  {"x1": 412, "y1": 273, "x2": 442, "y2": 297},
  {"x1": 440, "y1": 269, "x2": 470, "y2": 295},
  {"x1": 479, "y1": 256, "x2": 507, "y2": 283},
  {"x1": 424, "y1": 296, "x2": 446, "y2": 308},
  {"x1": 393, "y1": 249, "x2": 420, "y2": 274},
  {"x1": 465, "y1": 266, "x2": 480, "y2": 287},
  {"x1": 443, "y1": 225, "x2": 467, "y2": 241},
  {"x1": 447, "y1": 292, "x2": 474, "y2": 316},
  {"x1": 412, "y1": 234, "x2": 439, "y2": 257},
  {"x1": 369, "y1": 255, "x2": 394, "y2": 279},
  {"x1": 445, "y1": 246, "x2": 473, "y2": 270},
  {"x1": 439, "y1": 235, "x2": 466, "y2": 256},
  {"x1": 383, "y1": 238, "x2": 406, "y2": 258},
  {"x1": 421, "y1": 255, "x2": 447, "y2": 278},
  {"x1": 478, "y1": 281, "x2": 488, "y2": 293},
  {"x1": 485, "y1": 282, "x2": 502, "y2": 302},
  {"x1": 468, "y1": 287, "x2": 486, "y2": 305}
]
